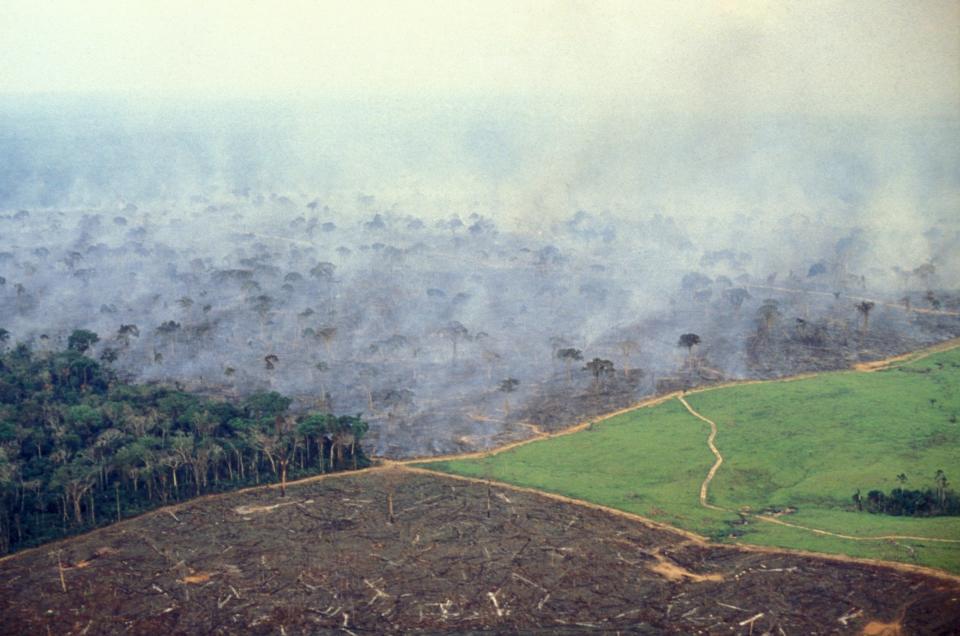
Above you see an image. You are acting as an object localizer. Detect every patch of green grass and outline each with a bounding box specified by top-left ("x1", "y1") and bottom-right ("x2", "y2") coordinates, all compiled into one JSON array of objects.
[{"x1": 420, "y1": 348, "x2": 960, "y2": 573}]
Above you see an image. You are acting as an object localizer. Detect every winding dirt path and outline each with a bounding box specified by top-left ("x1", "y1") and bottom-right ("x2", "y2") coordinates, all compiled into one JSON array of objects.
[
  {"x1": 853, "y1": 336, "x2": 960, "y2": 372},
  {"x1": 675, "y1": 395, "x2": 960, "y2": 545},
  {"x1": 678, "y1": 395, "x2": 725, "y2": 512}
]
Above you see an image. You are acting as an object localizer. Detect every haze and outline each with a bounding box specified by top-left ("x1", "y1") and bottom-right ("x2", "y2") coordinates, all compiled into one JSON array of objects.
[{"x1": 1, "y1": 1, "x2": 959, "y2": 455}]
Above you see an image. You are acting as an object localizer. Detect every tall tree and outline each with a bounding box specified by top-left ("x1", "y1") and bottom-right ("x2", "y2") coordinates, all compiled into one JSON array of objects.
[
  {"x1": 855, "y1": 301, "x2": 875, "y2": 332},
  {"x1": 617, "y1": 339, "x2": 640, "y2": 377},
  {"x1": 67, "y1": 329, "x2": 99, "y2": 355},
  {"x1": 499, "y1": 378, "x2": 519, "y2": 416},
  {"x1": 757, "y1": 300, "x2": 782, "y2": 335},
  {"x1": 316, "y1": 326, "x2": 337, "y2": 357},
  {"x1": 556, "y1": 348, "x2": 583, "y2": 384},
  {"x1": 439, "y1": 321, "x2": 470, "y2": 361},
  {"x1": 583, "y1": 358, "x2": 615, "y2": 390},
  {"x1": 678, "y1": 333, "x2": 701, "y2": 360},
  {"x1": 723, "y1": 288, "x2": 751, "y2": 316}
]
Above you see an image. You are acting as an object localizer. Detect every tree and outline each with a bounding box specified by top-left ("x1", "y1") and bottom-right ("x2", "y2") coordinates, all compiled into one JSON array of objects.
[
  {"x1": 583, "y1": 358, "x2": 615, "y2": 390},
  {"x1": 309, "y1": 261, "x2": 336, "y2": 280},
  {"x1": 0, "y1": 339, "x2": 371, "y2": 553},
  {"x1": 316, "y1": 326, "x2": 337, "y2": 357},
  {"x1": 273, "y1": 416, "x2": 296, "y2": 497},
  {"x1": 617, "y1": 339, "x2": 640, "y2": 377},
  {"x1": 263, "y1": 354, "x2": 280, "y2": 388},
  {"x1": 0, "y1": 328, "x2": 9, "y2": 352},
  {"x1": 723, "y1": 288, "x2": 751, "y2": 316},
  {"x1": 177, "y1": 296, "x2": 194, "y2": 316},
  {"x1": 482, "y1": 349, "x2": 501, "y2": 382},
  {"x1": 913, "y1": 263, "x2": 936, "y2": 289},
  {"x1": 297, "y1": 414, "x2": 332, "y2": 472},
  {"x1": 855, "y1": 301, "x2": 875, "y2": 332},
  {"x1": 156, "y1": 321, "x2": 181, "y2": 356},
  {"x1": 439, "y1": 321, "x2": 470, "y2": 360},
  {"x1": 115, "y1": 324, "x2": 139, "y2": 348},
  {"x1": 756, "y1": 300, "x2": 782, "y2": 335},
  {"x1": 50, "y1": 456, "x2": 97, "y2": 525},
  {"x1": 249, "y1": 295, "x2": 274, "y2": 340},
  {"x1": 935, "y1": 470, "x2": 949, "y2": 507},
  {"x1": 67, "y1": 330, "x2": 99, "y2": 354},
  {"x1": 681, "y1": 272, "x2": 712, "y2": 292},
  {"x1": 556, "y1": 348, "x2": 583, "y2": 383},
  {"x1": 808, "y1": 262, "x2": 828, "y2": 278},
  {"x1": 678, "y1": 333, "x2": 701, "y2": 357},
  {"x1": 99, "y1": 348, "x2": 119, "y2": 365},
  {"x1": 313, "y1": 361, "x2": 331, "y2": 408},
  {"x1": 499, "y1": 378, "x2": 519, "y2": 416},
  {"x1": 375, "y1": 388, "x2": 415, "y2": 420}
]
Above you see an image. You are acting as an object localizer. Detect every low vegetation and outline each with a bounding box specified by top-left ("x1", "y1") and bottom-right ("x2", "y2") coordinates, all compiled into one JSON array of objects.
[
  {"x1": 0, "y1": 332, "x2": 370, "y2": 554},
  {"x1": 423, "y1": 347, "x2": 960, "y2": 572}
]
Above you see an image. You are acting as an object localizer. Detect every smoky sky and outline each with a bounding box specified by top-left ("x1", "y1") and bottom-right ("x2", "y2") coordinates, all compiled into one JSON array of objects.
[{"x1": 2, "y1": 1, "x2": 958, "y2": 116}]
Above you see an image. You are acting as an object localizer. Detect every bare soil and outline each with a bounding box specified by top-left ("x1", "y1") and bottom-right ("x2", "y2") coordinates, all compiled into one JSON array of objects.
[{"x1": 2, "y1": 470, "x2": 958, "y2": 635}]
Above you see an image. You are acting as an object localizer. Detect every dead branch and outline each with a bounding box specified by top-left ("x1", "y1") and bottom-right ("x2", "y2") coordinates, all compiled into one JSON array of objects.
[
  {"x1": 739, "y1": 612, "x2": 764, "y2": 626},
  {"x1": 510, "y1": 571, "x2": 547, "y2": 592},
  {"x1": 487, "y1": 589, "x2": 506, "y2": 617},
  {"x1": 838, "y1": 608, "x2": 864, "y2": 625}
]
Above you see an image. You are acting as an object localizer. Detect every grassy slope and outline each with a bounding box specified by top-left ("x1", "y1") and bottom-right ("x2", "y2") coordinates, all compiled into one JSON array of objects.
[{"x1": 422, "y1": 348, "x2": 960, "y2": 572}]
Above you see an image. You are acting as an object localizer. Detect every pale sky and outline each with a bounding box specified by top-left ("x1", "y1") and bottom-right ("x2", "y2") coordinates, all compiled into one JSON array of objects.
[{"x1": 2, "y1": 0, "x2": 958, "y2": 116}]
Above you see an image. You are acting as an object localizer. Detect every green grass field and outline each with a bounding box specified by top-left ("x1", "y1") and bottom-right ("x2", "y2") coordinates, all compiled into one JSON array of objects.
[{"x1": 421, "y1": 348, "x2": 960, "y2": 573}]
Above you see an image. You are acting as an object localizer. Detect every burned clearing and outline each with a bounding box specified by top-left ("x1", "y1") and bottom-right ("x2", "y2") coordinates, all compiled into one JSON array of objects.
[{"x1": 1, "y1": 470, "x2": 958, "y2": 635}]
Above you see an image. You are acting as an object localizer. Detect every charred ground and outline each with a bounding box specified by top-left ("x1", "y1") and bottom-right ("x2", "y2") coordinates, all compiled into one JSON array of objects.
[{"x1": 1, "y1": 469, "x2": 958, "y2": 635}]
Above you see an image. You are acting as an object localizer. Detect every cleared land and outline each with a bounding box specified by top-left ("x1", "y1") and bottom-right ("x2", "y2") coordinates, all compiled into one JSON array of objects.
[
  {"x1": 424, "y1": 347, "x2": 960, "y2": 573},
  {"x1": 2, "y1": 470, "x2": 959, "y2": 635}
]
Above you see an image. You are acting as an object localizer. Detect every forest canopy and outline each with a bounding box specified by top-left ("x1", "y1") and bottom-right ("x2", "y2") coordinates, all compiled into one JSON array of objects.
[{"x1": 0, "y1": 331, "x2": 369, "y2": 554}]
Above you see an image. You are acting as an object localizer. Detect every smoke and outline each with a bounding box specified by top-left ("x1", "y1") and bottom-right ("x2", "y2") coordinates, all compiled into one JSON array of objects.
[{"x1": 0, "y1": 83, "x2": 958, "y2": 458}]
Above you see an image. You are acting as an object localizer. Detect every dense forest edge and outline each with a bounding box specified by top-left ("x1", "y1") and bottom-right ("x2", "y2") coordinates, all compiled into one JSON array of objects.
[{"x1": 0, "y1": 329, "x2": 370, "y2": 555}]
